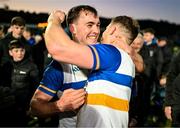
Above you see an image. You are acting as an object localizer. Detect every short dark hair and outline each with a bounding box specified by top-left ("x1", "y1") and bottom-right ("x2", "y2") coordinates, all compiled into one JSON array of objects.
[
  {"x1": 11, "y1": 16, "x2": 26, "y2": 26},
  {"x1": 66, "y1": 5, "x2": 98, "y2": 27},
  {"x1": 24, "y1": 27, "x2": 34, "y2": 36},
  {"x1": 8, "y1": 40, "x2": 25, "y2": 50},
  {"x1": 143, "y1": 28, "x2": 155, "y2": 35},
  {"x1": 158, "y1": 36, "x2": 167, "y2": 42},
  {"x1": 111, "y1": 16, "x2": 140, "y2": 44}
]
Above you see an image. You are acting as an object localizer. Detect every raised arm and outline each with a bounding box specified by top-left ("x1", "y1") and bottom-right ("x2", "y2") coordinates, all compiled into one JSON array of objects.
[{"x1": 44, "y1": 10, "x2": 93, "y2": 69}]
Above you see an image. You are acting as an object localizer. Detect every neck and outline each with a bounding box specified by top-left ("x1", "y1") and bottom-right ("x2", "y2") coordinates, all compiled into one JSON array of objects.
[
  {"x1": 113, "y1": 41, "x2": 132, "y2": 55},
  {"x1": 72, "y1": 36, "x2": 82, "y2": 44}
]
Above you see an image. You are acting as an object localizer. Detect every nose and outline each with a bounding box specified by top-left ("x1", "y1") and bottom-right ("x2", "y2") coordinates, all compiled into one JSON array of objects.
[
  {"x1": 17, "y1": 28, "x2": 23, "y2": 35},
  {"x1": 92, "y1": 25, "x2": 100, "y2": 35},
  {"x1": 18, "y1": 51, "x2": 22, "y2": 55}
]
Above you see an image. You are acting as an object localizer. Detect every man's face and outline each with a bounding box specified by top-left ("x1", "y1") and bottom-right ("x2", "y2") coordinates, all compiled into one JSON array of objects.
[
  {"x1": 158, "y1": 39, "x2": 167, "y2": 47},
  {"x1": 71, "y1": 11, "x2": 100, "y2": 45},
  {"x1": 23, "y1": 30, "x2": 31, "y2": 40},
  {"x1": 9, "y1": 48, "x2": 25, "y2": 62},
  {"x1": 131, "y1": 37, "x2": 144, "y2": 52},
  {"x1": 11, "y1": 25, "x2": 25, "y2": 39},
  {"x1": 143, "y1": 32, "x2": 154, "y2": 43}
]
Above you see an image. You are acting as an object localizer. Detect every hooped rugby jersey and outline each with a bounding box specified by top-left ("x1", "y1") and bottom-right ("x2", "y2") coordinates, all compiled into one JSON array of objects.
[
  {"x1": 37, "y1": 60, "x2": 88, "y2": 127},
  {"x1": 38, "y1": 60, "x2": 88, "y2": 95},
  {"x1": 77, "y1": 44, "x2": 135, "y2": 128}
]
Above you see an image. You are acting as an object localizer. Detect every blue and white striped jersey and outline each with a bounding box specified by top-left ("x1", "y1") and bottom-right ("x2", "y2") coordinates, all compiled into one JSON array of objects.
[
  {"x1": 37, "y1": 60, "x2": 88, "y2": 127},
  {"x1": 77, "y1": 44, "x2": 135, "y2": 128},
  {"x1": 38, "y1": 60, "x2": 88, "y2": 96}
]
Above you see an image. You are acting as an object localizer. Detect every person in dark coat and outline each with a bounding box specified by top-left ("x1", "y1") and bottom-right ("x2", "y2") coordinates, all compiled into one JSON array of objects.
[
  {"x1": 0, "y1": 40, "x2": 39, "y2": 126},
  {"x1": 165, "y1": 51, "x2": 180, "y2": 127},
  {"x1": 0, "y1": 16, "x2": 32, "y2": 72}
]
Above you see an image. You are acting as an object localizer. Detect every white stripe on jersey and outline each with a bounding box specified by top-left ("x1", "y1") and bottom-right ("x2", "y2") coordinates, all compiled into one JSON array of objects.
[
  {"x1": 86, "y1": 80, "x2": 131, "y2": 100},
  {"x1": 61, "y1": 64, "x2": 87, "y2": 84}
]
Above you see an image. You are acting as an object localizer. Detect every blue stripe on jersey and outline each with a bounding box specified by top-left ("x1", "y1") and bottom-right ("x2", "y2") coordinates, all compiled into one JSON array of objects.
[
  {"x1": 90, "y1": 44, "x2": 121, "y2": 71},
  {"x1": 39, "y1": 80, "x2": 86, "y2": 96},
  {"x1": 38, "y1": 80, "x2": 86, "y2": 96},
  {"x1": 88, "y1": 72, "x2": 133, "y2": 88},
  {"x1": 39, "y1": 60, "x2": 87, "y2": 96},
  {"x1": 39, "y1": 60, "x2": 63, "y2": 95},
  {"x1": 61, "y1": 80, "x2": 87, "y2": 91}
]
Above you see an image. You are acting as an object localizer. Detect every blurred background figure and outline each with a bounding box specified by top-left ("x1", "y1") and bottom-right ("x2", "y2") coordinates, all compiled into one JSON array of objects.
[
  {"x1": 23, "y1": 27, "x2": 36, "y2": 46},
  {"x1": 165, "y1": 51, "x2": 180, "y2": 127},
  {"x1": 23, "y1": 27, "x2": 46, "y2": 78},
  {"x1": 143, "y1": 28, "x2": 164, "y2": 81},
  {"x1": 142, "y1": 28, "x2": 165, "y2": 126},
  {"x1": 157, "y1": 37, "x2": 173, "y2": 120},
  {"x1": 129, "y1": 32, "x2": 149, "y2": 127},
  {"x1": 157, "y1": 37, "x2": 173, "y2": 77},
  {"x1": 0, "y1": 16, "x2": 32, "y2": 70}
]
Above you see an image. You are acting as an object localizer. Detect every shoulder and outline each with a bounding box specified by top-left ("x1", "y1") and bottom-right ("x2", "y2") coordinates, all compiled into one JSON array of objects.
[
  {"x1": 44, "y1": 60, "x2": 63, "y2": 73},
  {"x1": 90, "y1": 44, "x2": 117, "y2": 50},
  {"x1": 89, "y1": 44, "x2": 119, "y2": 57},
  {"x1": 89, "y1": 44, "x2": 121, "y2": 70}
]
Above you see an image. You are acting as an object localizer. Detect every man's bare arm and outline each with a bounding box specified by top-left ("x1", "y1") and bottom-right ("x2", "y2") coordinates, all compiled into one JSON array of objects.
[
  {"x1": 30, "y1": 89, "x2": 86, "y2": 118},
  {"x1": 45, "y1": 10, "x2": 93, "y2": 69}
]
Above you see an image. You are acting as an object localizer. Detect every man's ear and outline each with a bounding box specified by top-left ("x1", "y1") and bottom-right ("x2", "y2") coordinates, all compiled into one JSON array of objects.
[
  {"x1": 9, "y1": 50, "x2": 12, "y2": 56},
  {"x1": 69, "y1": 24, "x2": 77, "y2": 34}
]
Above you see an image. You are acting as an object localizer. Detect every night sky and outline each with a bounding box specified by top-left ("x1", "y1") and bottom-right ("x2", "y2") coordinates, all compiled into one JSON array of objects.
[{"x1": 1, "y1": 0, "x2": 180, "y2": 24}]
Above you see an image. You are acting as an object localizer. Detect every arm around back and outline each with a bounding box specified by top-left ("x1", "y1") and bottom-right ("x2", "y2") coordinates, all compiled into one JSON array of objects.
[{"x1": 30, "y1": 88, "x2": 87, "y2": 118}]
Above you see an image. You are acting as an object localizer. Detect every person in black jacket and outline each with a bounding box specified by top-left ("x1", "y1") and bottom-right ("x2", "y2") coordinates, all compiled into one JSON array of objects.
[
  {"x1": 1, "y1": 40, "x2": 39, "y2": 126},
  {"x1": 141, "y1": 28, "x2": 164, "y2": 125},
  {"x1": 0, "y1": 17, "x2": 32, "y2": 74},
  {"x1": 143, "y1": 28, "x2": 164, "y2": 82},
  {"x1": 164, "y1": 51, "x2": 180, "y2": 126},
  {"x1": 157, "y1": 37, "x2": 173, "y2": 77}
]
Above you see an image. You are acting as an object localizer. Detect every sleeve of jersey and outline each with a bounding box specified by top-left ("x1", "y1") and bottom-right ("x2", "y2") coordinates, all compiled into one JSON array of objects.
[
  {"x1": 38, "y1": 64, "x2": 64, "y2": 97},
  {"x1": 88, "y1": 44, "x2": 121, "y2": 71}
]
